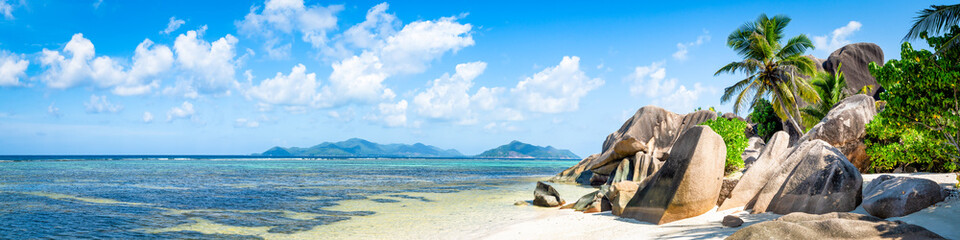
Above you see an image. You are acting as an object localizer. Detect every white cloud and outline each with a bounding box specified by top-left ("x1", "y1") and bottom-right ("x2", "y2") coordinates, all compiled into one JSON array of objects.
[
  {"x1": 511, "y1": 56, "x2": 603, "y2": 113},
  {"x1": 39, "y1": 34, "x2": 173, "y2": 95},
  {"x1": 48, "y1": 102, "x2": 61, "y2": 118},
  {"x1": 413, "y1": 61, "x2": 486, "y2": 120},
  {"x1": 246, "y1": 63, "x2": 320, "y2": 107},
  {"x1": 627, "y1": 61, "x2": 675, "y2": 98},
  {"x1": 167, "y1": 101, "x2": 195, "y2": 121},
  {"x1": 323, "y1": 53, "x2": 388, "y2": 105},
  {"x1": 84, "y1": 94, "x2": 122, "y2": 113},
  {"x1": 376, "y1": 99, "x2": 407, "y2": 127},
  {"x1": 814, "y1": 21, "x2": 862, "y2": 54},
  {"x1": 237, "y1": 0, "x2": 343, "y2": 57},
  {"x1": 173, "y1": 29, "x2": 239, "y2": 94},
  {"x1": 142, "y1": 111, "x2": 154, "y2": 123},
  {"x1": 471, "y1": 86, "x2": 503, "y2": 111},
  {"x1": 0, "y1": 50, "x2": 28, "y2": 86},
  {"x1": 0, "y1": 0, "x2": 15, "y2": 20},
  {"x1": 234, "y1": 118, "x2": 260, "y2": 128},
  {"x1": 627, "y1": 61, "x2": 716, "y2": 113},
  {"x1": 378, "y1": 16, "x2": 474, "y2": 74},
  {"x1": 161, "y1": 17, "x2": 186, "y2": 35},
  {"x1": 673, "y1": 32, "x2": 710, "y2": 60},
  {"x1": 342, "y1": 3, "x2": 397, "y2": 50}
]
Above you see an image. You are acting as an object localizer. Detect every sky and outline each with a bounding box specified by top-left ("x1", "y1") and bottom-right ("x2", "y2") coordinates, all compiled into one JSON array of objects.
[{"x1": 0, "y1": 0, "x2": 939, "y2": 156}]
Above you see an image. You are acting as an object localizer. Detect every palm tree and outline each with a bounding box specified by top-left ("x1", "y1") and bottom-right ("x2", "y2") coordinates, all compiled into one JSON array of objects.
[
  {"x1": 904, "y1": 4, "x2": 960, "y2": 55},
  {"x1": 716, "y1": 14, "x2": 820, "y2": 133},
  {"x1": 801, "y1": 64, "x2": 847, "y2": 129}
]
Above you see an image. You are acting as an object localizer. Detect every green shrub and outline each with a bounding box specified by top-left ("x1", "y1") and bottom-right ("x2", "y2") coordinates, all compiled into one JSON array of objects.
[
  {"x1": 748, "y1": 99, "x2": 781, "y2": 141},
  {"x1": 866, "y1": 27, "x2": 960, "y2": 173},
  {"x1": 700, "y1": 118, "x2": 749, "y2": 174}
]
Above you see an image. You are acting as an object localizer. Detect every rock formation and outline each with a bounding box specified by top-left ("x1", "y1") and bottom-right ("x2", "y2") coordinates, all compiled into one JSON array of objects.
[
  {"x1": 822, "y1": 43, "x2": 885, "y2": 96},
  {"x1": 619, "y1": 126, "x2": 726, "y2": 225},
  {"x1": 862, "y1": 175, "x2": 948, "y2": 218},
  {"x1": 533, "y1": 181, "x2": 564, "y2": 207},
  {"x1": 799, "y1": 94, "x2": 877, "y2": 172},
  {"x1": 728, "y1": 212, "x2": 946, "y2": 239},
  {"x1": 718, "y1": 131, "x2": 791, "y2": 211}
]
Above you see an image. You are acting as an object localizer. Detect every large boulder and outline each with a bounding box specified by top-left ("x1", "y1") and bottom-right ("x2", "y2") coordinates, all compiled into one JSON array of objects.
[
  {"x1": 587, "y1": 107, "x2": 716, "y2": 175},
  {"x1": 532, "y1": 181, "x2": 564, "y2": 207},
  {"x1": 572, "y1": 190, "x2": 610, "y2": 213},
  {"x1": 604, "y1": 180, "x2": 641, "y2": 216},
  {"x1": 728, "y1": 212, "x2": 946, "y2": 239},
  {"x1": 619, "y1": 126, "x2": 726, "y2": 224},
  {"x1": 549, "y1": 154, "x2": 599, "y2": 183},
  {"x1": 750, "y1": 140, "x2": 862, "y2": 214},
  {"x1": 799, "y1": 94, "x2": 877, "y2": 172},
  {"x1": 718, "y1": 131, "x2": 791, "y2": 211},
  {"x1": 741, "y1": 136, "x2": 765, "y2": 167},
  {"x1": 822, "y1": 43, "x2": 884, "y2": 96},
  {"x1": 862, "y1": 175, "x2": 948, "y2": 218}
]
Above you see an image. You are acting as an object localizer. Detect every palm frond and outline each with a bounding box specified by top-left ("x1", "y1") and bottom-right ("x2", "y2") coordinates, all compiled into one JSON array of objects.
[
  {"x1": 777, "y1": 35, "x2": 815, "y2": 59},
  {"x1": 904, "y1": 4, "x2": 960, "y2": 41}
]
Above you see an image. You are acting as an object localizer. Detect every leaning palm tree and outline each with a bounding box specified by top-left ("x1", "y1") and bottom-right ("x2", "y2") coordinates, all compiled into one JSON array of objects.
[
  {"x1": 904, "y1": 4, "x2": 960, "y2": 55},
  {"x1": 716, "y1": 14, "x2": 820, "y2": 133}
]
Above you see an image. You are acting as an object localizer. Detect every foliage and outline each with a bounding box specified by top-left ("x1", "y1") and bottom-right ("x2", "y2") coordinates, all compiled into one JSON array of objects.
[
  {"x1": 700, "y1": 118, "x2": 749, "y2": 174},
  {"x1": 904, "y1": 4, "x2": 960, "y2": 55},
  {"x1": 866, "y1": 26, "x2": 960, "y2": 173},
  {"x1": 748, "y1": 98, "x2": 782, "y2": 141},
  {"x1": 715, "y1": 14, "x2": 820, "y2": 134},
  {"x1": 801, "y1": 64, "x2": 849, "y2": 130}
]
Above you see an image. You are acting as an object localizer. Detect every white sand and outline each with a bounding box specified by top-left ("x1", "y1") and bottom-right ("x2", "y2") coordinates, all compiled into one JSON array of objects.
[{"x1": 478, "y1": 173, "x2": 959, "y2": 240}]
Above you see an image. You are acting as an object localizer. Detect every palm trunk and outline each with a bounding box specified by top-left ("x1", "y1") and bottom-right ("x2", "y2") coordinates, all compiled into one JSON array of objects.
[{"x1": 777, "y1": 99, "x2": 804, "y2": 137}]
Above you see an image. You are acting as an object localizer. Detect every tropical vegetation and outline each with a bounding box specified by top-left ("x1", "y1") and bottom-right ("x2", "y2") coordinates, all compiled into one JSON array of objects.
[
  {"x1": 715, "y1": 14, "x2": 821, "y2": 134},
  {"x1": 700, "y1": 118, "x2": 749, "y2": 175},
  {"x1": 905, "y1": 4, "x2": 960, "y2": 55},
  {"x1": 748, "y1": 99, "x2": 782, "y2": 141}
]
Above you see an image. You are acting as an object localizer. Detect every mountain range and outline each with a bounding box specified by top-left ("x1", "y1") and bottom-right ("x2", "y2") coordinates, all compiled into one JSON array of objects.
[{"x1": 259, "y1": 138, "x2": 579, "y2": 159}]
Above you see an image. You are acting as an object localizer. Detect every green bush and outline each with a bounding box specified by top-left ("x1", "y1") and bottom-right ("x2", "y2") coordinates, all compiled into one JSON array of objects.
[
  {"x1": 866, "y1": 26, "x2": 960, "y2": 173},
  {"x1": 748, "y1": 99, "x2": 781, "y2": 142},
  {"x1": 700, "y1": 118, "x2": 749, "y2": 174}
]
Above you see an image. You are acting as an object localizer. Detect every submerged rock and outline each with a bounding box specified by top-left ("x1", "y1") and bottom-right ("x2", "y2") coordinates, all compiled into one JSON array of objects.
[
  {"x1": 532, "y1": 181, "x2": 564, "y2": 207},
  {"x1": 619, "y1": 126, "x2": 725, "y2": 224},
  {"x1": 728, "y1": 212, "x2": 946, "y2": 239},
  {"x1": 863, "y1": 175, "x2": 948, "y2": 218}
]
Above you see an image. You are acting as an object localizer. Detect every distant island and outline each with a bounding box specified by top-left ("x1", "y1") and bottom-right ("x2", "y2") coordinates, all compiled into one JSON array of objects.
[
  {"x1": 258, "y1": 138, "x2": 579, "y2": 159},
  {"x1": 475, "y1": 140, "x2": 580, "y2": 159}
]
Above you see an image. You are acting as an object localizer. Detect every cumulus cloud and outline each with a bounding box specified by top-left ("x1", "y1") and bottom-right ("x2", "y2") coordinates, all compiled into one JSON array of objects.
[
  {"x1": 161, "y1": 17, "x2": 186, "y2": 35},
  {"x1": 375, "y1": 99, "x2": 407, "y2": 127},
  {"x1": 413, "y1": 61, "x2": 486, "y2": 120},
  {"x1": 246, "y1": 63, "x2": 320, "y2": 107},
  {"x1": 0, "y1": 0, "x2": 15, "y2": 20},
  {"x1": 813, "y1": 21, "x2": 862, "y2": 54},
  {"x1": 0, "y1": 50, "x2": 28, "y2": 86},
  {"x1": 84, "y1": 94, "x2": 122, "y2": 113},
  {"x1": 143, "y1": 111, "x2": 154, "y2": 123},
  {"x1": 237, "y1": 0, "x2": 343, "y2": 57},
  {"x1": 39, "y1": 34, "x2": 173, "y2": 95},
  {"x1": 234, "y1": 118, "x2": 260, "y2": 128},
  {"x1": 48, "y1": 102, "x2": 61, "y2": 118},
  {"x1": 627, "y1": 61, "x2": 715, "y2": 113},
  {"x1": 471, "y1": 86, "x2": 504, "y2": 111},
  {"x1": 172, "y1": 29, "x2": 239, "y2": 94},
  {"x1": 673, "y1": 31, "x2": 710, "y2": 60},
  {"x1": 167, "y1": 101, "x2": 195, "y2": 121},
  {"x1": 341, "y1": 3, "x2": 397, "y2": 50},
  {"x1": 511, "y1": 56, "x2": 603, "y2": 113}
]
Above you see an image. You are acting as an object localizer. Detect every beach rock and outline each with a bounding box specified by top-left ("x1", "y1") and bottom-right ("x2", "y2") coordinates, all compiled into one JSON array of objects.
[
  {"x1": 799, "y1": 94, "x2": 877, "y2": 172},
  {"x1": 588, "y1": 172, "x2": 609, "y2": 187},
  {"x1": 718, "y1": 131, "x2": 791, "y2": 211},
  {"x1": 804, "y1": 55, "x2": 826, "y2": 72},
  {"x1": 721, "y1": 112, "x2": 745, "y2": 122},
  {"x1": 587, "y1": 107, "x2": 716, "y2": 175},
  {"x1": 741, "y1": 136, "x2": 764, "y2": 167},
  {"x1": 751, "y1": 140, "x2": 862, "y2": 214},
  {"x1": 631, "y1": 151, "x2": 661, "y2": 182},
  {"x1": 862, "y1": 175, "x2": 948, "y2": 218},
  {"x1": 605, "y1": 180, "x2": 641, "y2": 216},
  {"x1": 620, "y1": 126, "x2": 726, "y2": 224},
  {"x1": 722, "y1": 215, "x2": 744, "y2": 227},
  {"x1": 728, "y1": 212, "x2": 947, "y2": 239},
  {"x1": 716, "y1": 174, "x2": 741, "y2": 207},
  {"x1": 610, "y1": 159, "x2": 632, "y2": 183},
  {"x1": 559, "y1": 203, "x2": 575, "y2": 209},
  {"x1": 823, "y1": 43, "x2": 884, "y2": 96},
  {"x1": 533, "y1": 181, "x2": 564, "y2": 207},
  {"x1": 513, "y1": 201, "x2": 528, "y2": 206},
  {"x1": 549, "y1": 154, "x2": 599, "y2": 183},
  {"x1": 572, "y1": 191, "x2": 602, "y2": 211}
]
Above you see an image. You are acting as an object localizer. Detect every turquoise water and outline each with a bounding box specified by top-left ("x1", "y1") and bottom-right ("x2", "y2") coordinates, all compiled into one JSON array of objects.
[{"x1": 0, "y1": 158, "x2": 574, "y2": 239}]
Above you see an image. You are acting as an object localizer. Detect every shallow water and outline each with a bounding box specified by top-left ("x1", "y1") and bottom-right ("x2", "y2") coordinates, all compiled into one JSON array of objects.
[{"x1": 0, "y1": 158, "x2": 574, "y2": 239}]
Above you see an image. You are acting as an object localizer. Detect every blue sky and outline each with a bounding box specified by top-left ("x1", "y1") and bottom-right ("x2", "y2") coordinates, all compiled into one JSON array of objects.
[{"x1": 0, "y1": 0, "x2": 937, "y2": 156}]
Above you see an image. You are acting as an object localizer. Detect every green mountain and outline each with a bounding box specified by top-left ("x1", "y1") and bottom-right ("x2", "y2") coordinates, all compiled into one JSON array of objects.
[
  {"x1": 475, "y1": 140, "x2": 580, "y2": 159},
  {"x1": 260, "y1": 138, "x2": 463, "y2": 157}
]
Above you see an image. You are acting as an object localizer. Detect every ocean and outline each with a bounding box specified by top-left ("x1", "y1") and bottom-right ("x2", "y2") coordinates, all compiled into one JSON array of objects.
[{"x1": 0, "y1": 157, "x2": 577, "y2": 239}]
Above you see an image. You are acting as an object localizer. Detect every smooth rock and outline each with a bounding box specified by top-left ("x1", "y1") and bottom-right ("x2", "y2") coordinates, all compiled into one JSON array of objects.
[
  {"x1": 863, "y1": 175, "x2": 948, "y2": 218},
  {"x1": 728, "y1": 212, "x2": 946, "y2": 239},
  {"x1": 513, "y1": 201, "x2": 528, "y2": 206},
  {"x1": 572, "y1": 190, "x2": 601, "y2": 211},
  {"x1": 799, "y1": 94, "x2": 877, "y2": 172},
  {"x1": 717, "y1": 174, "x2": 741, "y2": 207},
  {"x1": 620, "y1": 126, "x2": 726, "y2": 224},
  {"x1": 718, "y1": 131, "x2": 791, "y2": 211},
  {"x1": 533, "y1": 181, "x2": 564, "y2": 207},
  {"x1": 751, "y1": 140, "x2": 862, "y2": 214},
  {"x1": 549, "y1": 154, "x2": 599, "y2": 183},
  {"x1": 822, "y1": 43, "x2": 885, "y2": 96},
  {"x1": 722, "y1": 215, "x2": 743, "y2": 227},
  {"x1": 741, "y1": 136, "x2": 764, "y2": 167},
  {"x1": 606, "y1": 180, "x2": 641, "y2": 216}
]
